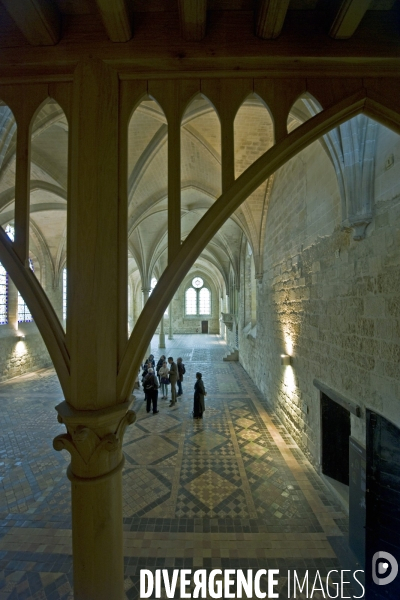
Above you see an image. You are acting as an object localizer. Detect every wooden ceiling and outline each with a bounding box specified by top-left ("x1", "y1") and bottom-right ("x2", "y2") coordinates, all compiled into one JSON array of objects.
[{"x1": 0, "y1": 0, "x2": 398, "y2": 47}]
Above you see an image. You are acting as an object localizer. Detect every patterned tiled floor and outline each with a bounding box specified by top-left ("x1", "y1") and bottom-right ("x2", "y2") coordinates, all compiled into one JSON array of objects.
[{"x1": 0, "y1": 334, "x2": 361, "y2": 599}]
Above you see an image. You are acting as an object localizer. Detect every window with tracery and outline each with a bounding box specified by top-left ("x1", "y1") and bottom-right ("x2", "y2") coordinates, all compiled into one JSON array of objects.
[{"x1": 185, "y1": 277, "x2": 211, "y2": 316}]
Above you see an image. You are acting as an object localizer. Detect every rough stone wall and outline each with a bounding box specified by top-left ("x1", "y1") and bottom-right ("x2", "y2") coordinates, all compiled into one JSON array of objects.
[
  {"x1": 0, "y1": 324, "x2": 52, "y2": 382},
  {"x1": 239, "y1": 124, "x2": 400, "y2": 467}
]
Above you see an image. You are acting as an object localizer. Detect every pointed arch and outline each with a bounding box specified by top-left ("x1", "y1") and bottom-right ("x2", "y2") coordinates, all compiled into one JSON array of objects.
[
  {"x1": 30, "y1": 97, "x2": 69, "y2": 325},
  {"x1": 117, "y1": 90, "x2": 400, "y2": 401},
  {"x1": 181, "y1": 92, "x2": 222, "y2": 211},
  {"x1": 127, "y1": 95, "x2": 168, "y2": 331},
  {"x1": 0, "y1": 101, "x2": 17, "y2": 172},
  {"x1": 234, "y1": 92, "x2": 275, "y2": 275},
  {"x1": 234, "y1": 92, "x2": 275, "y2": 179},
  {"x1": 0, "y1": 101, "x2": 17, "y2": 227},
  {"x1": 287, "y1": 92, "x2": 323, "y2": 133}
]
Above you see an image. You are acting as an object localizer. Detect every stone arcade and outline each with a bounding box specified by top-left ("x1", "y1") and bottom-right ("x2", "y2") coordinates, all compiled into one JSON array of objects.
[{"x1": 0, "y1": 1, "x2": 399, "y2": 599}]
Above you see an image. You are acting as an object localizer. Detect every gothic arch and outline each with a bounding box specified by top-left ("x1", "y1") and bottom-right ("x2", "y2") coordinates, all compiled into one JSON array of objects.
[{"x1": 117, "y1": 89, "x2": 400, "y2": 401}]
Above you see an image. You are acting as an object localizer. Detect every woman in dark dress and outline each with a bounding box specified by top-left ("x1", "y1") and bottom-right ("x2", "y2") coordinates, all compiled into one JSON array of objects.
[{"x1": 193, "y1": 372, "x2": 206, "y2": 419}]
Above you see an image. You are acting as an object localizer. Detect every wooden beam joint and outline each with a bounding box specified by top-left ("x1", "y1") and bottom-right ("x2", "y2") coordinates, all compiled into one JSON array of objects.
[
  {"x1": 330, "y1": 0, "x2": 373, "y2": 39},
  {"x1": 256, "y1": 0, "x2": 290, "y2": 40},
  {"x1": 178, "y1": 0, "x2": 207, "y2": 42},
  {"x1": 94, "y1": 0, "x2": 134, "y2": 43},
  {"x1": 0, "y1": 0, "x2": 61, "y2": 46}
]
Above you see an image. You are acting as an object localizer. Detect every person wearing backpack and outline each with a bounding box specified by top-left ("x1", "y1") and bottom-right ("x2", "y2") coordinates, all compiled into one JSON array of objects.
[
  {"x1": 143, "y1": 368, "x2": 159, "y2": 414},
  {"x1": 177, "y1": 357, "x2": 185, "y2": 397}
]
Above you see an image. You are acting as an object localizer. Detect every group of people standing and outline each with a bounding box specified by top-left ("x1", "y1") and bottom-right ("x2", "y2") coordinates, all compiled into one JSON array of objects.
[{"x1": 140, "y1": 354, "x2": 206, "y2": 419}]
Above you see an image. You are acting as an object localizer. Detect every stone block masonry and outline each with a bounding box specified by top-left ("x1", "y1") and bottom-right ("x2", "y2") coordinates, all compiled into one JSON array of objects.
[
  {"x1": 0, "y1": 324, "x2": 52, "y2": 383},
  {"x1": 239, "y1": 127, "x2": 400, "y2": 468}
]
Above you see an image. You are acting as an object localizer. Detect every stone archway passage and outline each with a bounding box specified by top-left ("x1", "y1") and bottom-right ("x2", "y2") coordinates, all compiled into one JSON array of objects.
[{"x1": 0, "y1": 334, "x2": 361, "y2": 598}]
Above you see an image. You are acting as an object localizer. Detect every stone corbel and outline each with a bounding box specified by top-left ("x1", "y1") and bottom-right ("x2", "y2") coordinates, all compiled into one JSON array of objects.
[
  {"x1": 221, "y1": 312, "x2": 234, "y2": 331},
  {"x1": 343, "y1": 216, "x2": 372, "y2": 241},
  {"x1": 53, "y1": 400, "x2": 136, "y2": 480}
]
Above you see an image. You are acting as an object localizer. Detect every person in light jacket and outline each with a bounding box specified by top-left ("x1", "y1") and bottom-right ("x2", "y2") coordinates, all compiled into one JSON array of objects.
[{"x1": 159, "y1": 361, "x2": 169, "y2": 400}]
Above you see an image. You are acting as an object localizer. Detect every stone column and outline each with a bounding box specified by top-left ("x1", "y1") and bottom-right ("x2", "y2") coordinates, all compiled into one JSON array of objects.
[
  {"x1": 168, "y1": 301, "x2": 174, "y2": 340},
  {"x1": 54, "y1": 402, "x2": 135, "y2": 600},
  {"x1": 159, "y1": 314, "x2": 166, "y2": 348}
]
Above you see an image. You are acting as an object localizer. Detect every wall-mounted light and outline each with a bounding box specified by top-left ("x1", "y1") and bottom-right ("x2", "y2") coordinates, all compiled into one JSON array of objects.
[
  {"x1": 17, "y1": 333, "x2": 25, "y2": 341},
  {"x1": 280, "y1": 354, "x2": 291, "y2": 366}
]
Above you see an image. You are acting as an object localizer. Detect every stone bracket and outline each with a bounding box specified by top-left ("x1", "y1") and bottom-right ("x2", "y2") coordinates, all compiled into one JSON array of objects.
[{"x1": 221, "y1": 312, "x2": 234, "y2": 331}]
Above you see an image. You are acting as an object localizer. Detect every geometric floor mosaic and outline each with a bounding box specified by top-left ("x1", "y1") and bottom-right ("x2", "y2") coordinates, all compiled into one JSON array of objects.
[{"x1": 0, "y1": 334, "x2": 361, "y2": 599}]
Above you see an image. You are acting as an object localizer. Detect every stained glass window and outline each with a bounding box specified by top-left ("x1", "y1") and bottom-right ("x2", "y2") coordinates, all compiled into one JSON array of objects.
[{"x1": 63, "y1": 268, "x2": 67, "y2": 321}]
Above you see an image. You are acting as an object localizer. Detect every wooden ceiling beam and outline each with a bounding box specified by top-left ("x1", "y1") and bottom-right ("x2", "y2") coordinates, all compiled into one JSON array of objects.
[
  {"x1": 178, "y1": 0, "x2": 207, "y2": 42},
  {"x1": 94, "y1": 0, "x2": 134, "y2": 43},
  {"x1": 0, "y1": 0, "x2": 61, "y2": 45},
  {"x1": 256, "y1": 0, "x2": 291, "y2": 40},
  {"x1": 330, "y1": 0, "x2": 373, "y2": 39}
]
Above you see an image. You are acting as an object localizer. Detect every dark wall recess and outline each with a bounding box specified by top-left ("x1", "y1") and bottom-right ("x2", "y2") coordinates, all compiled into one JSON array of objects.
[
  {"x1": 321, "y1": 392, "x2": 350, "y2": 485},
  {"x1": 366, "y1": 410, "x2": 400, "y2": 599}
]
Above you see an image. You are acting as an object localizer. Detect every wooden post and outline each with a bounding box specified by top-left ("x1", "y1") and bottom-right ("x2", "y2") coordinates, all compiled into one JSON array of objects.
[{"x1": 53, "y1": 59, "x2": 134, "y2": 600}]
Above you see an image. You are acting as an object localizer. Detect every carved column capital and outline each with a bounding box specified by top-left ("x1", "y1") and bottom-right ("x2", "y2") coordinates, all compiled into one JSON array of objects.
[{"x1": 53, "y1": 400, "x2": 136, "y2": 480}]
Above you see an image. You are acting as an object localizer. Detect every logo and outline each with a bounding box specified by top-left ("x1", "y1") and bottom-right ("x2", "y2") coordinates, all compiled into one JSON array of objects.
[{"x1": 372, "y1": 551, "x2": 398, "y2": 586}]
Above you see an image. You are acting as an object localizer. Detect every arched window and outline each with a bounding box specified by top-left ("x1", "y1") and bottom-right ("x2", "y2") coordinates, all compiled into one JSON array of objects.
[
  {"x1": 185, "y1": 287, "x2": 197, "y2": 315},
  {"x1": 199, "y1": 287, "x2": 210, "y2": 314},
  {"x1": 185, "y1": 277, "x2": 211, "y2": 316},
  {"x1": 150, "y1": 277, "x2": 168, "y2": 315}
]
